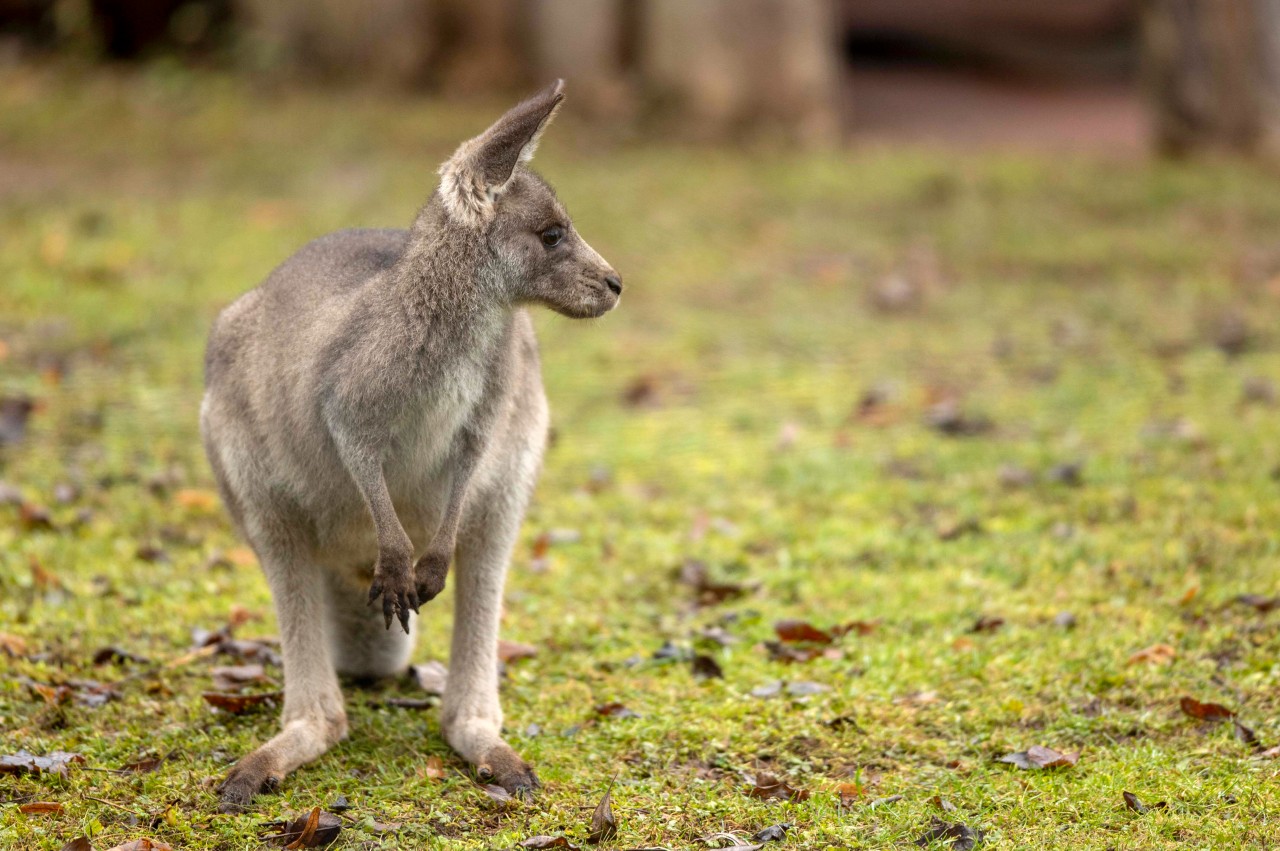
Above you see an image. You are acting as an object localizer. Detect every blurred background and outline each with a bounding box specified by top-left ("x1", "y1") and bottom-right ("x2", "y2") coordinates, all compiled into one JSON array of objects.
[{"x1": 1, "y1": 0, "x2": 1279, "y2": 154}]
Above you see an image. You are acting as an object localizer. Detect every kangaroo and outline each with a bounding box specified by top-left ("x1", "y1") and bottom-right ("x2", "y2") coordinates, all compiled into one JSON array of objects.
[{"x1": 200, "y1": 80, "x2": 621, "y2": 813}]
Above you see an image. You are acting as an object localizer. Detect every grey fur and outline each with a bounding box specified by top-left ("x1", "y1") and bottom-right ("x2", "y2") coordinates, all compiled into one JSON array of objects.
[{"x1": 200, "y1": 81, "x2": 620, "y2": 812}]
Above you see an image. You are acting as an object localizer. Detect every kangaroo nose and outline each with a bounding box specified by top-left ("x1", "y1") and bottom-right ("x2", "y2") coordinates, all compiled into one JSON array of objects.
[{"x1": 604, "y1": 274, "x2": 623, "y2": 295}]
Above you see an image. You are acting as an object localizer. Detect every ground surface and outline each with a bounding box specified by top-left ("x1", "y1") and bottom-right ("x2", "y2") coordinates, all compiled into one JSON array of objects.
[{"x1": 1, "y1": 65, "x2": 1279, "y2": 850}]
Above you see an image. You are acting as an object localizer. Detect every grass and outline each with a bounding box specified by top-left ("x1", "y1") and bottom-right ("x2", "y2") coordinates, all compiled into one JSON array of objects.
[{"x1": 1, "y1": 63, "x2": 1279, "y2": 850}]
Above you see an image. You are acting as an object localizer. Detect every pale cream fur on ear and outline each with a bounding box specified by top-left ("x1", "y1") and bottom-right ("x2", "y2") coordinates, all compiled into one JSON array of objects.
[{"x1": 438, "y1": 80, "x2": 565, "y2": 228}]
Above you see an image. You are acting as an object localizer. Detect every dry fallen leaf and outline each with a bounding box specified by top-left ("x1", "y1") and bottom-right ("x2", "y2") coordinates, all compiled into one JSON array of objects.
[
  {"x1": 677, "y1": 560, "x2": 748, "y2": 607},
  {"x1": 774, "y1": 620, "x2": 834, "y2": 645},
  {"x1": 520, "y1": 837, "x2": 579, "y2": 849},
  {"x1": 411, "y1": 661, "x2": 449, "y2": 695},
  {"x1": 748, "y1": 772, "x2": 809, "y2": 802},
  {"x1": 837, "y1": 782, "x2": 865, "y2": 807},
  {"x1": 914, "y1": 817, "x2": 985, "y2": 850},
  {"x1": 482, "y1": 784, "x2": 517, "y2": 805},
  {"x1": 92, "y1": 646, "x2": 151, "y2": 666},
  {"x1": 691, "y1": 654, "x2": 724, "y2": 680},
  {"x1": 587, "y1": 778, "x2": 618, "y2": 844},
  {"x1": 18, "y1": 801, "x2": 64, "y2": 814},
  {"x1": 120, "y1": 756, "x2": 164, "y2": 774},
  {"x1": 104, "y1": 841, "x2": 175, "y2": 851},
  {"x1": 0, "y1": 750, "x2": 85, "y2": 777},
  {"x1": 174, "y1": 488, "x2": 219, "y2": 511},
  {"x1": 498, "y1": 640, "x2": 537, "y2": 664},
  {"x1": 1128, "y1": 644, "x2": 1177, "y2": 665},
  {"x1": 1122, "y1": 791, "x2": 1166, "y2": 814},
  {"x1": 211, "y1": 663, "x2": 271, "y2": 691},
  {"x1": 1180, "y1": 696, "x2": 1235, "y2": 722},
  {"x1": 969, "y1": 615, "x2": 1004, "y2": 634},
  {"x1": 1236, "y1": 594, "x2": 1280, "y2": 613},
  {"x1": 1234, "y1": 720, "x2": 1263, "y2": 751},
  {"x1": 267, "y1": 807, "x2": 341, "y2": 849},
  {"x1": 0, "y1": 632, "x2": 28, "y2": 657},
  {"x1": 202, "y1": 691, "x2": 281, "y2": 714},
  {"x1": 60, "y1": 838, "x2": 92, "y2": 851},
  {"x1": 595, "y1": 702, "x2": 640, "y2": 720},
  {"x1": 998, "y1": 745, "x2": 1080, "y2": 770}
]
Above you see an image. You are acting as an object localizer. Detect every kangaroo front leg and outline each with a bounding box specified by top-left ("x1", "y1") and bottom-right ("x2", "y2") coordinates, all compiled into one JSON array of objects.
[
  {"x1": 330, "y1": 426, "x2": 417, "y2": 633},
  {"x1": 219, "y1": 547, "x2": 347, "y2": 813},
  {"x1": 414, "y1": 434, "x2": 482, "y2": 604},
  {"x1": 441, "y1": 501, "x2": 538, "y2": 796}
]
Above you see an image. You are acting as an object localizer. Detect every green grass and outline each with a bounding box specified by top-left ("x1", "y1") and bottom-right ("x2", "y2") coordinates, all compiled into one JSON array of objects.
[{"x1": 2, "y1": 63, "x2": 1279, "y2": 849}]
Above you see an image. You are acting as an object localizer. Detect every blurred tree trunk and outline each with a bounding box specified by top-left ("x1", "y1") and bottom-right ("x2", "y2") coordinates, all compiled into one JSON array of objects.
[
  {"x1": 234, "y1": 0, "x2": 526, "y2": 91},
  {"x1": 526, "y1": 0, "x2": 636, "y2": 120},
  {"x1": 643, "y1": 0, "x2": 840, "y2": 143},
  {"x1": 1143, "y1": 0, "x2": 1280, "y2": 155}
]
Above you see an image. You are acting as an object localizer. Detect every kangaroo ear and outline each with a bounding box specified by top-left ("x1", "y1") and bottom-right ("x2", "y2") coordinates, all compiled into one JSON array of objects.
[{"x1": 438, "y1": 80, "x2": 566, "y2": 226}]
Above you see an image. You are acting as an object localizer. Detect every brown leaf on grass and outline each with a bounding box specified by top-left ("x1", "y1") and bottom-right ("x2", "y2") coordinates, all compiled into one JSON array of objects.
[
  {"x1": 677, "y1": 560, "x2": 748, "y2": 607},
  {"x1": 264, "y1": 807, "x2": 341, "y2": 849},
  {"x1": 1259, "y1": 746, "x2": 1280, "y2": 759},
  {"x1": 621, "y1": 374, "x2": 659, "y2": 407},
  {"x1": 587, "y1": 779, "x2": 618, "y2": 844},
  {"x1": 747, "y1": 772, "x2": 809, "y2": 802},
  {"x1": 774, "y1": 620, "x2": 834, "y2": 645},
  {"x1": 382, "y1": 697, "x2": 435, "y2": 709},
  {"x1": 762, "y1": 641, "x2": 827, "y2": 663},
  {"x1": 0, "y1": 632, "x2": 28, "y2": 657},
  {"x1": 120, "y1": 756, "x2": 164, "y2": 774},
  {"x1": 423, "y1": 754, "x2": 446, "y2": 780},
  {"x1": 752, "y1": 824, "x2": 790, "y2": 842},
  {"x1": 211, "y1": 664, "x2": 271, "y2": 692},
  {"x1": 410, "y1": 661, "x2": 449, "y2": 695},
  {"x1": 691, "y1": 654, "x2": 724, "y2": 680},
  {"x1": 914, "y1": 818, "x2": 986, "y2": 850},
  {"x1": 134, "y1": 543, "x2": 169, "y2": 563},
  {"x1": 18, "y1": 801, "x2": 64, "y2": 814},
  {"x1": 1234, "y1": 720, "x2": 1263, "y2": 751},
  {"x1": 1180, "y1": 696, "x2": 1234, "y2": 722},
  {"x1": 92, "y1": 646, "x2": 151, "y2": 666},
  {"x1": 481, "y1": 784, "x2": 517, "y2": 805},
  {"x1": 595, "y1": 702, "x2": 640, "y2": 719},
  {"x1": 0, "y1": 395, "x2": 34, "y2": 446},
  {"x1": 924, "y1": 399, "x2": 993, "y2": 437},
  {"x1": 1236, "y1": 594, "x2": 1280, "y2": 613},
  {"x1": 1128, "y1": 644, "x2": 1177, "y2": 665},
  {"x1": 202, "y1": 691, "x2": 281, "y2": 714},
  {"x1": 0, "y1": 750, "x2": 85, "y2": 777},
  {"x1": 521, "y1": 838, "x2": 579, "y2": 849},
  {"x1": 498, "y1": 640, "x2": 537, "y2": 664},
  {"x1": 104, "y1": 841, "x2": 175, "y2": 851},
  {"x1": 998, "y1": 745, "x2": 1080, "y2": 770},
  {"x1": 1122, "y1": 791, "x2": 1166, "y2": 814},
  {"x1": 20, "y1": 503, "x2": 54, "y2": 531},
  {"x1": 969, "y1": 615, "x2": 1004, "y2": 634},
  {"x1": 174, "y1": 488, "x2": 218, "y2": 511},
  {"x1": 60, "y1": 838, "x2": 92, "y2": 851},
  {"x1": 837, "y1": 782, "x2": 866, "y2": 806}
]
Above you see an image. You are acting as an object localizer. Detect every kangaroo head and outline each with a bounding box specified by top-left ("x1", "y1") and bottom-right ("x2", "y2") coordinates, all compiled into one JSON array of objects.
[{"x1": 436, "y1": 80, "x2": 622, "y2": 319}]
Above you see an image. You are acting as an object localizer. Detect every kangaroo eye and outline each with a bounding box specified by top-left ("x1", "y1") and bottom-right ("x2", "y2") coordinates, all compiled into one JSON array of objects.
[{"x1": 540, "y1": 227, "x2": 563, "y2": 247}]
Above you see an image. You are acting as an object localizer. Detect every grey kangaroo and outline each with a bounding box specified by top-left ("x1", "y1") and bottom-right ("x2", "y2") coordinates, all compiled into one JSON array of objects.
[{"x1": 200, "y1": 81, "x2": 621, "y2": 812}]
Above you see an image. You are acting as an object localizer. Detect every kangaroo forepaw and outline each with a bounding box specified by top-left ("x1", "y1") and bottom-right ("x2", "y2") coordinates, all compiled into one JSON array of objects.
[
  {"x1": 369, "y1": 552, "x2": 418, "y2": 634},
  {"x1": 414, "y1": 551, "x2": 451, "y2": 604},
  {"x1": 477, "y1": 744, "x2": 540, "y2": 800},
  {"x1": 217, "y1": 755, "x2": 281, "y2": 814}
]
